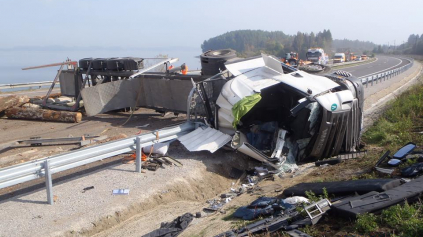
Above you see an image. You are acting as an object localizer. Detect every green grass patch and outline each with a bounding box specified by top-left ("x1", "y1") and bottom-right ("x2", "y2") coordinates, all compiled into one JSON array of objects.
[
  {"x1": 363, "y1": 83, "x2": 423, "y2": 151},
  {"x1": 354, "y1": 202, "x2": 423, "y2": 237}
]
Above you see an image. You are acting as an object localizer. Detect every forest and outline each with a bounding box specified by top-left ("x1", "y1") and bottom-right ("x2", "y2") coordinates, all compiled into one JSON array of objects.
[{"x1": 201, "y1": 30, "x2": 379, "y2": 59}]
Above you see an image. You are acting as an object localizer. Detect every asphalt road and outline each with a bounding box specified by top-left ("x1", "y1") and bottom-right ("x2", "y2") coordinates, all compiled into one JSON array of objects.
[{"x1": 341, "y1": 55, "x2": 408, "y2": 78}]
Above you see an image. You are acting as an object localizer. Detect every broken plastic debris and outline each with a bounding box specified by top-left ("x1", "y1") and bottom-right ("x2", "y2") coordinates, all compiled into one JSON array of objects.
[
  {"x1": 112, "y1": 189, "x2": 130, "y2": 195},
  {"x1": 136, "y1": 124, "x2": 150, "y2": 128},
  {"x1": 283, "y1": 196, "x2": 310, "y2": 205},
  {"x1": 255, "y1": 167, "x2": 269, "y2": 176}
]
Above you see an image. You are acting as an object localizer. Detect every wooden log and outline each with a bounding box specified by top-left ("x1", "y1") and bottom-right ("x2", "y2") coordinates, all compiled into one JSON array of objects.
[
  {"x1": 0, "y1": 95, "x2": 29, "y2": 113},
  {"x1": 5, "y1": 107, "x2": 82, "y2": 123},
  {"x1": 41, "y1": 92, "x2": 61, "y2": 99}
]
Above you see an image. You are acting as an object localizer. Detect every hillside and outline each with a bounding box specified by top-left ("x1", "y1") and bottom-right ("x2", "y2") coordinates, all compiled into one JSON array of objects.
[{"x1": 201, "y1": 30, "x2": 378, "y2": 59}]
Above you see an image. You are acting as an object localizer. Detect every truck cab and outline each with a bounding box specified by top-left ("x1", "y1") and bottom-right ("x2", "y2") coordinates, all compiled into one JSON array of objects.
[
  {"x1": 306, "y1": 48, "x2": 328, "y2": 65},
  {"x1": 333, "y1": 53, "x2": 346, "y2": 63}
]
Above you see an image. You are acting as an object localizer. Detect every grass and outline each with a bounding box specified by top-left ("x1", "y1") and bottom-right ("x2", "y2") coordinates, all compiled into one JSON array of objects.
[
  {"x1": 363, "y1": 83, "x2": 423, "y2": 151},
  {"x1": 354, "y1": 202, "x2": 423, "y2": 236}
]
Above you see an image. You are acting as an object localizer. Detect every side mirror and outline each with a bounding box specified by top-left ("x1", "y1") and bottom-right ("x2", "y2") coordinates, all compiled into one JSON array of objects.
[
  {"x1": 388, "y1": 159, "x2": 401, "y2": 166},
  {"x1": 393, "y1": 143, "x2": 416, "y2": 160}
]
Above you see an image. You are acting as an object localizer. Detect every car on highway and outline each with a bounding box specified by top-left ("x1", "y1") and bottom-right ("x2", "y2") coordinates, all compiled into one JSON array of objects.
[
  {"x1": 361, "y1": 55, "x2": 368, "y2": 60},
  {"x1": 355, "y1": 56, "x2": 362, "y2": 61}
]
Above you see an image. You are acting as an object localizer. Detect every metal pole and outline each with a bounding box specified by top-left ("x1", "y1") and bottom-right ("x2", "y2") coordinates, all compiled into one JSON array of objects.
[
  {"x1": 366, "y1": 78, "x2": 368, "y2": 88},
  {"x1": 135, "y1": 137, "x2": 142, "y2": 173},
  {"x1": 42, "y1": 64, "x2": 64, "y2": 107},
  {"x1": 45, "y1": 160, "x2": 54, "y2": 205}
]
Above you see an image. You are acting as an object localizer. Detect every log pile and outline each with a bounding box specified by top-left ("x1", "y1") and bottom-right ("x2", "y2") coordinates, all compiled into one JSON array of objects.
[{"x1": 0, "y1": 95, "x2": 29, "y2": 113}]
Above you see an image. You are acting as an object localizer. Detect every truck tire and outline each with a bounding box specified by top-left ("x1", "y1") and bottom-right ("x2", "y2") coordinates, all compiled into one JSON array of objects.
[
  {"x1": 200, "y1": 49, "x2": 236, "y2": 76},
  {"x1": 333, "y1": 70, "x2": 352, "y2": 77},
  {"x1": 287, "y1": 59, "x2": 297, "y2": 66}
]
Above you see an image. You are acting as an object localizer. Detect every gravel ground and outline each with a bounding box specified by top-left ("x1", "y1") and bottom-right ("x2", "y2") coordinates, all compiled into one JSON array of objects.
[{"x1": 0, "y1": 142, "x2": 256, "y2": 237}]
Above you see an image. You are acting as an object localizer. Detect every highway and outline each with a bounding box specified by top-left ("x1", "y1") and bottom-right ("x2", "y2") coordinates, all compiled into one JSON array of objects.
[{"x1": 340, "y1": 55, "x2": 409, "y2": 78}]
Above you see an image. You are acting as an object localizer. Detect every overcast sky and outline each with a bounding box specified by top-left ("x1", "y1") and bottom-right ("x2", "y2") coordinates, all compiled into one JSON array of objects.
[{"x1": 0, "y1": 0, "x2": 422, "y2": 50}]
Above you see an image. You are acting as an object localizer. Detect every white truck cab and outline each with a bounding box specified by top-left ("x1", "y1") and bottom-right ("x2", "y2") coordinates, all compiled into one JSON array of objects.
[
  {"x1": 306, "y1": 48, "x2": 329, "y2": 65},
  {"x1": 333, "y1": 53, "x2": 346, "y2": 63}
]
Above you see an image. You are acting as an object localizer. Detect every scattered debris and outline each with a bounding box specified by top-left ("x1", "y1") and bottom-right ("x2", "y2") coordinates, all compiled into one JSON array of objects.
[
  {"x1": 82, "y1": 186, "x2": 94, "y2": 193},
  {"x1": 112, "y1": 189, "x2": 130, "y2": 195},
  {"x1": 374, "y1": 143, "x2": 422, "y2": 175},
  {"x1": 17, "y1": 135, "x2": 105, "y2": 147},
  {"x1": 142, "y1": 142, "x2": 171, "y2": 156},
  {"x1": 142, "y1": 161, "x2": 160, "y2": 171},
  {"x1": 331, "y1": 176, "x2": 423, "y2": 218},
  {"x1": 136, "y1": 124, "x2": 150, "y2": 128},
  {"x1": 284, "y1": 196, "x2": 310, "y2": 205},
  {"x1": 217, "y1": 197, "x2": 330, "y2": 236},
  {"x1": 250, "y1": 183, "x2": 283, "y2": 196},
  {"x1": 141, "y1": 213, "x2": 194, "y2": 237},
  {"x1": 283, "y1": 179, "x2": 402, "y2": 197},
  {"x1": 401, "y1": 162, "x2": 423, "y2": 177},
  {"x1": 178, "y1": 127, "x2": 232, "y2": 153}
]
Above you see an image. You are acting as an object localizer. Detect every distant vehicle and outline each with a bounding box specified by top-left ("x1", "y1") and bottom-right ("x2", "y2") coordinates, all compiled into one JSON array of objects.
[
  {"x1": 306, "y1": 48, "x2": 329, "y2": 65},
  {"x1": 350, "y1": 53, "x2": 356, "y2": 61},
  {"x1": 333, "y1": 53, "x2": 346, "y2": 63},
  {"x1": 283, "y1": 52, "x2": 299, "y2": 66},
  {"x1": 361, "y1": 55, "x2": 368, "y2": 60},
  {"x1": 355, "y1": 56, "x2": 362, "y2": 61}
]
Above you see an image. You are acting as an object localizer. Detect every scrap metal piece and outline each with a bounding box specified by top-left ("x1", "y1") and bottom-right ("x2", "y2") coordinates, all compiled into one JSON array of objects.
[
  {"x1": 304, "y1": 199, "x2": 331, "y2": 221},
  {"x1": 178, "y1": 127, "x2": 232, "y2": 153},
  {"x1": 17, "y1": 135, "x2": 101, "y2": 146}
]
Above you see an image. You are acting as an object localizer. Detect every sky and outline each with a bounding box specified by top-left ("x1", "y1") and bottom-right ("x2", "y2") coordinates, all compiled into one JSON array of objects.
[{"x1": 0, "y1": 0, "x2": 422, "y2": 50}]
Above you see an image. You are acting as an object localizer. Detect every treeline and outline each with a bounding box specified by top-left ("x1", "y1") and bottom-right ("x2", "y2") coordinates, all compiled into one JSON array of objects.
[
  {"x1": 201, "y1": 30, "x2": 333, "y2": 59},
  {"x1": 333, "y1": 39, "x2": 377, "y2": 54},
  {"x1": 398, "y1": 34, "x2": 423, "y2": 55}
]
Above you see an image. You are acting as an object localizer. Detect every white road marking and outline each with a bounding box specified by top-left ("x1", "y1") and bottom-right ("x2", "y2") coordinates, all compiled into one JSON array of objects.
[{"x1": 358, "y1": 57, "x2": 403, "y2": 78}]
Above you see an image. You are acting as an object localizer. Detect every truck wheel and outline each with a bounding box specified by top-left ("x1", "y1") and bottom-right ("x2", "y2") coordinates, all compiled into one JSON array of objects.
[{"x1": 333, "y1": 70, "x2": 353, "y2": 77}]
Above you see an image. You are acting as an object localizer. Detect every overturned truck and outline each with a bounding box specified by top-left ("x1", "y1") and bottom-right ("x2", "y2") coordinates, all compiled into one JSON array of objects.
[
  {"x1": 185, "y1": 53, "x2": 363, "y2": 169},
  {"x1": 77, "y1": 50, "x2": 363, "y2": 168}
]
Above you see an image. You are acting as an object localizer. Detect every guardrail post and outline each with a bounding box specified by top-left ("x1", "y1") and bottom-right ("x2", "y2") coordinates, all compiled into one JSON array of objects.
[
  {"x1": 135, "y1": 137, "x2": 142, "y2": 173},
  {"x1": 44, "y1": 160, "x2": 54, "y2": 205},
  {"x1": 366, "y1": 78, "x2": 369, "y2": 88}
]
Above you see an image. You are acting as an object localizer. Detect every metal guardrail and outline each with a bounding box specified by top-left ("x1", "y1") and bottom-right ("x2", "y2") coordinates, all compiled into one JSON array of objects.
[
  {"x1": 0, "y1": 122, "x2": 195, "y2": 204},
  {"x1": 0, "y1": 81, "x2": 58, "y2": 91},
  {"x1": 359, "y1": 58, "x2": 414, "y2": 88}
]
